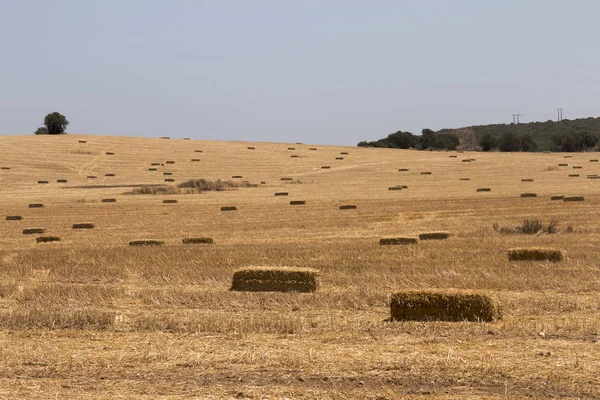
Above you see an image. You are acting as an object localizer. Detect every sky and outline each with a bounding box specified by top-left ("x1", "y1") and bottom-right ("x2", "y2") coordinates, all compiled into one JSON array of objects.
[{"x1": 1, "y1": 0, "x2": 600, "y2": 145}]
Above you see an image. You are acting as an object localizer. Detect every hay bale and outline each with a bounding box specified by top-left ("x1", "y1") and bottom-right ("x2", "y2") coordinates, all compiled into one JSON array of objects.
[
  {"x1": 341, "y1": 152, "x2": 349, "y2": 155},
  {"x1": 151, "y1": 163, "x2": 160, "y2": 166},
  {"x1": 105, "y1": 173, "x2": 115, "y2": 177},
  {"x1": 5, "y1": 216, "x2": 22, "y2": 221},
  {"x1": 260, "y1": 181, "x2": 266, "y2": 185},
  {"x1": 78, "y1": 140, "x2": 87, "y2": 143},
  {"x1": 335, "y1": 157, "x2": 344, "y2": 160},
  {"x1": 159, "y1": 137, "x2": 170, "y2": 139},
  {"x1": 288, "y1": 147, "x2": 295, "y2": 150},
  {"x1": 558, "y1": 163, "x2": 568, "y2": 166},
  {"x1": 57, "y1": 179, "x2": 68, "y2": 183},
  {"x1": 183, "y1": 137, "x2": 190, "y2": 140},
  {"x1": 339, "y1": 205, "x2": 357, "y2": 210},
  {"x1": 388, "y1": 186, "x2": 402, "y2": 191},
  {"x1": 520, "y1": 193, "x2": 537, "y2": 198},
  {"x1": 321, "y1": 166, "x2": 331, "y2": 169},
  {"x1": 101, "y1": 198, "x2": 116, "y2": 203},
  {"x1": 195, "y1": 150, "x2": 203, "y2": 153},
  {"x1": 231, "y1": 175, "x2": 243, "y2": 178},
  {"x1": 281, "y1": 177, "x2": 293, "y2": 181},
  {"x1": 166, "y1": 161, "x2": 175, "y2": 164},
  {"x1": 550, "y1": 195, "x2": 564, "y2": 200},
  {"x1": 389, "y1": 290, "x2": 500, "y2": 322},
  {"x1": 476, "y1": 188, "x2": 491, "y2": 192},
  {"x1": 182, "y1": 237, "x2": 214, "y2": 245},
  {"x1": 421, "y1": 172, "x2": 432, "y2": 175},
  {"x1": 23, "y1": 228, "x2": 45, "y2": 235},
  {"x1": 568, "y1": 174, "x2": 580, "y2": 177},
  {"x1": 521, "y1": 178, "x2": 534, "y2": 182},
  {"x1": 1, "y1": 167, "x2": 11, "y2": 170},
  {"x1": 36, "y1": 236, "x2": 60, "y2": 243},
  {"x1": 106, "y1": 152, "x2": 115, "y2": 155},
  {"x1": 37, "y1": 180, "x2": 49, "y2": 184},
  {"x1": 274, "y1": 192, "x2": 288, "y2": 196},
  {"x1": 573, "y1": 166, "x2": 583, "y2": 169},
  {"x1": 164, "y1": 178, "x2": 175, "y2": 182},
  {"x1": 419, "y1": 232, "x2": 452, "y2": 240},
  {"x1": 459, "y1": 178, "x2": 470, "y2": 181},
  {"x1": 588, "y1": 175, "x2": 600, "y2": 179},
  {"x1": 379, "y1": 237, "x2": 418, "y2": 245},
  {"x1": 247, "y1": 147, "x2": 255, "y2": 150},
  {"x1": 462, "y1": 159, "x2": 471, "y2": 163},
  {"x1": 564, "y1": 155, "x2": 572, "y2": 158},
  {"x1": 309, "y1": 148, "x2": 317, "y2": 151},
  {"x1": 563, "y1": 196, "x2": 584, "y2": 202},
  {"x1": 590, "y1": 159, "x2": 598, "y2": 162},
  {"x1": 291, "y1": 155, "x2": 299, "y2": 158},
  {"x1": 290, "y1": 200, "x2": 306, "y2": 205},
  {"x1": 163, "y1": 172, "x2": 173, "y2": 176},
  {"x1": 230, "y1": 266, "x2": 319, "y2": 293},
  {"x1": 507, "y1": 247, "x2": 564, "y2": 262},
  {"x1": 449, "y1": 155, "x2": 457, "y2": 158},
  {"x1": 221, "y1": 206, "x2": 237, "y2": 211},
  {"x1": 72, "y1": 223, "x2": 94, "y2": 229},
  {"x1": 162, "y1": 199, "x2": 178, "y2": 204},
  {"x1": 148, "y1": 168, "x2": 157, "y2": 171},
  {"x1": 28, "y1": 204, "x2": 44, "y2": 208},
  {"x1": 129, "y1": 240, "x2": 164, "y2": 246},
  {"x1": 398, "y1": 168, "x2": 409, "y2": 172},
  {"x1": 87, "y1": 176, "x2": 97, "y2": 179},
  {"x1": 191, "y1": 158, "x2": 200, "y2": 162}
]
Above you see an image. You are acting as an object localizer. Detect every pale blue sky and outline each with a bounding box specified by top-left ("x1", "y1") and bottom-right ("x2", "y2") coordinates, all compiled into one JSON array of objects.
[{"x1": 1, "y1": 1, "x2": 599, "y2": 145}]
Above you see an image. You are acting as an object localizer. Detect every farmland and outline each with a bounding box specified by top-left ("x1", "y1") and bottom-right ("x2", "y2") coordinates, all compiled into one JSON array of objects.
[{"x1": 1, "y1": 134, "x2": 600, "y2": 399}]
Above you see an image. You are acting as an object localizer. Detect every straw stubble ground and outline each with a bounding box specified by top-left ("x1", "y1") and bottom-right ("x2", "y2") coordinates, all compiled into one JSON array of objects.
[{"x1": 1, "y1": 134, "x2": 600, "y2": 398}]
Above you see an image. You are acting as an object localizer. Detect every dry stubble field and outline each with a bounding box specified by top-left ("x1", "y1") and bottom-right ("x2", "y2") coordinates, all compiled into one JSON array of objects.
[{"x1": 1, "y1": 134, "x2": 600, "y2": 399}]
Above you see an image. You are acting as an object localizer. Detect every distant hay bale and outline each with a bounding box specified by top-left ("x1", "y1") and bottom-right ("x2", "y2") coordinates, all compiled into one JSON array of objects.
[
  {"x1": 57, "y1": 179, "x2": 68, "y2": 183},
  {"x1": 401, "y1": 185, "x2": 408, "y2": 189},
  {"x1": 260, "y1": 181, "x2": 266, "y2": 185},
  {"x1": 459, "y1": 178, "x2": 471, "y2": 181},
  {"x1": 105, "y1": 173, "x2": 115, "y2": 177},
  {"x1": 335, "y1": 157, "x2": 344, "y2": 160},
  {"x1": 550, "y1": 195, "x2": 564, "y2": 200},
  {"x1": 191, "y1": 159, "x2": 200, "y2": 162},
  {"x1": 36, "y1": 236, "x2": 60, "y2": 243},
  {"x1": 590, "y1": 159, "x2": 598, "y2": 162},
  {"x1": 159, "y1": 136, "x2": 170, "y2": 139},
  {"x1": 183, "y1": 137, "x2": 190, "y2": 140},
  {"x1": 78, "y1": 140, "x2": 87, "y2": 143},
  {"x1": 290, "y1": 200, "x2": 306, "y2": 205},
  {"x1": 462, "y1": 159, "x2": 471, "y2": 163},
  {"x1": 558, "y1": 163, "x2": 568, "y2": 166},
  {"x1": 521, "y1": 178, "x2": 534, "y2": 182},
  {"x1": 288, "y1": 147, "x2": 295, "y2": 150},
  {"x1": 508, "y1": 247, "x2": 564, "y2": 262},
  {"x1": 568, "y1": 174, "x2": 579, "y2": 177},
  {"x1": 398, "y1": 168, "x2": 409, "y2": 172},
  {"x1": 37, "y1": 180, "x2": 49, "y2": 184},
  {"x1": 388, "y1": 186, "x2": 402, "y2": 191},
  {"x1": 148, "y1": 168, "x2": 157, "y2": 171},
  {"x1": 23, "y1": 228, "x2": 45, "y2": 235},
  {"x1": 291, "y1": 155, "x2": 299, "y2": 158},
  {"x1": 5, "y1": 216, "x2": 22, "y2": 221},
  {"x1": 321, "y1": 166, "x2": 330, "y2": 169},
  {"x1": 274, "y1": 192, "x2": 288, "y2": 196},
  {"x1": 281, "y1": 177, "x2": 293, "y2": 181},
  {"x1": 106, "y1": 152, "x2": 115, "y2": 155},
  {"x1": 182, "y1": 237, "x2": 214, "y2": 244},
  {"x1": 379, "y1": 237, "x2": 418, "y2": 245},
  {"x1": 563, "y1": 196, "x2": 584, "y2": 202},
  {"x1": 309, "y1": 148, "x2": 317, "y2": 151},
  {"x1": 151, "y1": 163, "x2": 160, "y2": 166},
  {"x1": 564, "y1": 155, "x2": 572, "y2": 158},
  {"x1": 231, "y1": 175, "x2": 243, "y2": 178},
  {"x1": 421, "y1": 172, "x2": 432, "y2": 175},
  {"x1": 72, "y1": 223, "x2": 94, "y2": 229},
  {"x1": 0, "y1": 167, "x2": 10, "y2": 170},
  {"x1": 449, "y1": 155, "x2": 457, "y2": 158},
  {"x1": 162, "y1": 199, "x2": 178, "y2": 204},
  {"x1": 341, "y1": 152, "x2": 348, "y2": 155},
  {"x1": 164, "y1": 178, "x2": 175, "y2": 182},
  {"x1": 389, "y1": 291, "x2": 500, "y2": 322},
  {"x1": 296, "y1": 142, "x2": 303, "y2": 144},
  {"x1": 166, "y1": 161, "x2": 175, "y2": 164},
  {"x1": 469, "y1": 159, "x2": 476, "y2": 161},
  {"x1": 588, "y1": 175, "x2": 600, "y2": 179},
  {"x1": 573, "y1": 166, "x2": 583, "y2": 169},
  {"x1": 163, "y1": 172, "x2": 173, "y2": 176},
  {"x1": 101, "y1": 198, "x2": 116, "y2": 203},
  {"x1": 194, "y1": 150, "x2": 203, "y2": 153},
  {"x1": 520, "y1": 193, "x2": 537, "y2": 198},
  {"x1": 247, "y1": 147, "x2": 255, "y2": 150},
  {"x1": 419, "y1": 232, "x2": 452, "y2": 240},
  {"x1": 129, "y1": 240, "x2": 164, "y2": 246},
  {"x1": 339, "y1": 204, "x2": 357, "y2": 210},
  {"x1": 230, "y1": 266, "x2": 319, "y2": 293},
  {"x1": 28, "y1": 204, "x2": 44, "y2": 208},
  {"x1": 476, "y1": 188, "x2": 491, "y2": 192},
  {"x1": 87, "y1": 176, "x2": 97, "y2": 179},
  {"x1": 221, "y1": 206, "x2": 237, "y2": 211}
]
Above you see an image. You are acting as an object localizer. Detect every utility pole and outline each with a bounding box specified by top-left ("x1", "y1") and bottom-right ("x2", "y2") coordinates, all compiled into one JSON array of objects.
[
  {"x1": 516, "y1": 114, "x2": 521, "y2": 124},
  {"x1": 557, "y1": 108, "x2": 563, "y2": 121}
]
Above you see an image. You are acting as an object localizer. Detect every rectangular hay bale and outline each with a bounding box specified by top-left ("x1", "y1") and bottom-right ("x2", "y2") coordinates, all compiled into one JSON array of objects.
[
  {"x1": 507, "y1": 247, "x2": 564, "y2": 262},
  {"x1": 231, "y1": 267, "x2": 319, "y2": 293},
  {"x1": 380, "y1": 237, "x2": 418, "y2": 245}
]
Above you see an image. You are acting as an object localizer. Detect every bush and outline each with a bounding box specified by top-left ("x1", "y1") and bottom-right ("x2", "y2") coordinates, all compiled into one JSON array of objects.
[{"x1": 34, "y1": 127, "x2": 48, "y2": 135}]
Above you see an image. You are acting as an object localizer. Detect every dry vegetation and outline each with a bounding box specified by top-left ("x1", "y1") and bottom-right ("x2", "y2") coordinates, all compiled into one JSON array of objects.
[{"x1": 1, "y1": 134, "x2": 600, "y2": 398}]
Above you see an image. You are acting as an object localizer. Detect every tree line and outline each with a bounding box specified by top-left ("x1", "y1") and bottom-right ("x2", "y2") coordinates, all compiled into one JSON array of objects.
[{"x1": 358, "y1": 129, "x2": 460, "y2": 150}]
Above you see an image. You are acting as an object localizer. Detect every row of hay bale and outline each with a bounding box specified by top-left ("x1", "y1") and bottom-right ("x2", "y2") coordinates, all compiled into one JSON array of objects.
[{"x1": 129, "y1": 237, "x2": 214, "y2": 246}]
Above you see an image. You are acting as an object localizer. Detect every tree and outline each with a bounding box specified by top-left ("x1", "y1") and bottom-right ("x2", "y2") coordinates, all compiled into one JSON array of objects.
[
  {"x1": 479, "y1": 133, "x2": 498, "y2": 151},
  {"x1": 498, "y1": 132, "x2": 522, "y2": 152},
  {"x1": 34, "y1": 127, "x2": 49, "y2": 135},
  {"x1": 520, "y1": 135, "x2": 538, "y2": 152},
  {"x1": 43, "y1": 112, "x2": 69, "y2": 135}
]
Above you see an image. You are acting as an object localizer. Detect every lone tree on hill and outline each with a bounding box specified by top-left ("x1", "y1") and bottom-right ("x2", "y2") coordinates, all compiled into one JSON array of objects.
[{"x1": 42, "y1": 112, "x2": 69, "y2": 135}]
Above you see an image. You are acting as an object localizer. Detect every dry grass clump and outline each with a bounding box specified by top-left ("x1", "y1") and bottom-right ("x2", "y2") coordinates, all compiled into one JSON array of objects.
[
  {"x1": 550, "y1": 195, "x2": 564, "y2": 200},
  {"x1": 290, "y1": 200, "x2": 306, "y2": 205},
  {"x1": 28, "y1": 203, "x2": 44, "y2": 208},
  {"x1": 180, "y1": 178, "x2": 256, "y2": 192},
  {"x1": 476, "y1": 188, "x2": 491, "y2": 192},
  {"x1": 72, "y1": 223, "x2": 95, "y2": 229},
  {"x1": 101, "y1": 198, "x2": 116, "y2": 203},
  {"x1": 129, "y1": 240, "x2": 164, "y2": 246},
  {"x1": 23, "y1": 228, "x2": 45, "y2": 235},
  {"x1": 339, "y1": 205, "x2": 357, "y2": 210},
  {"x1": 563, "y1": 196, "x2": 584, "y2": 202},
  {"x1": 162, "y1": 199, "x2": 178, "y2": 204},
  {"x1": 230, "y1": 266, "x2": 319, "y2": 293},
  {"x1": 521, "y1": 178, "x2": 534, "y2": 182},
  {"x1": 0, "y1": 307, "x2": 115, "y2": 330},
  {"x1": 520, "y1": 193, "x2": 537, "y2": 198},
  {"x1": 36, "y1": 236, "x2": 61, "y2": 243},
  {"x1": 182, "y1": 237, "x2": 214, "y2": 244},
  {"x1": 274, "y1": 192, "x2": 288, "y2": 196},
  {"x1": 418, "y1": 231, "x2": 452, "y2": 240},
  {"x1": 127, "y1": 185, "x2": 180, "y2": 195},
  {"x1": 5, "y1": 215, "x2": 22, "y2": 221},
  {"x1": 379, "y1": 237, "x2": 418, "y2": 245},
  {"x1": 221, "y1": 206, "x2": 237, "y2": 211},
  {"x1": 507, "y1": 247, "x2": 565, "y2": 262},
  {"x1": 37, "y1": 180, "x2": 49, "y2": 184},
  {"x1": 389, "y1": 290, "x2": 501, "y2": 322},
  {"x1": 493, "y1": 218, "x2": 558, "y2": 235}
]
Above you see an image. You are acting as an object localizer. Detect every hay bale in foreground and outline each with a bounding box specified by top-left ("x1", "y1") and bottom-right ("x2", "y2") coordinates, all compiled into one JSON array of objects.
[
  {"x1": 419, "y1": 232, "x2": 452, "y2": 240},
  {"x1": 221, "y1": 206, "x2": 237, "y2": 211},
  {"x1": 101, "y1": 198, "x2": 116, "y2": 203},
  {"x1": 389, "y1": 291, "x2": 500, "y2": 322},
  {"x1": 5, "y1": 216, "x2": 22, "y2": 221},
  {"x1": 563, "y1": 196, "x2": 584, "y2": 202},
  {"x1": 379, "y1": 237, "x2": 418, "y2": 245},
  {"x1": 476, "y1": 188, "x2": 491, "y2": 192},
  {"x1": 230, "y1": 267, "x2": 319, "y2": 293},
  {"x1": 129, "y1": 240, "x2": 164, "y2": 246},
  {"x1": 508, "y1": 247, "x2": 564, "y2": 262},
  {"x1": 162, "y1": 199, "x2": 178, "y2": 204},
  {"x1": 72, "y1": 223, "x2": 94, "y2": 229},
  {"x1": 290, "y1": 200, "x2": 306, "y2": 205},
  {"x1": 28, "y1": 204, "x2": 44, "y2": 208},
  {"x1": 182, "y1": 237, "x2": 214, "y2": 245},
  {"x1": 520, "y1": 193, "x2": 537, "y2": 198},
  {"x1": 550, "y1": 195, "x2": 564, "y2": 200},
  {"x1": 23, "y1": 228, "x2": 45, "y2": 234},
  {"x1": 339, "y1": 205, "x2": 357, "y2": 210},
  {"x1": 36, "y1": 236, "x2": 60, "y2": 243}
]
